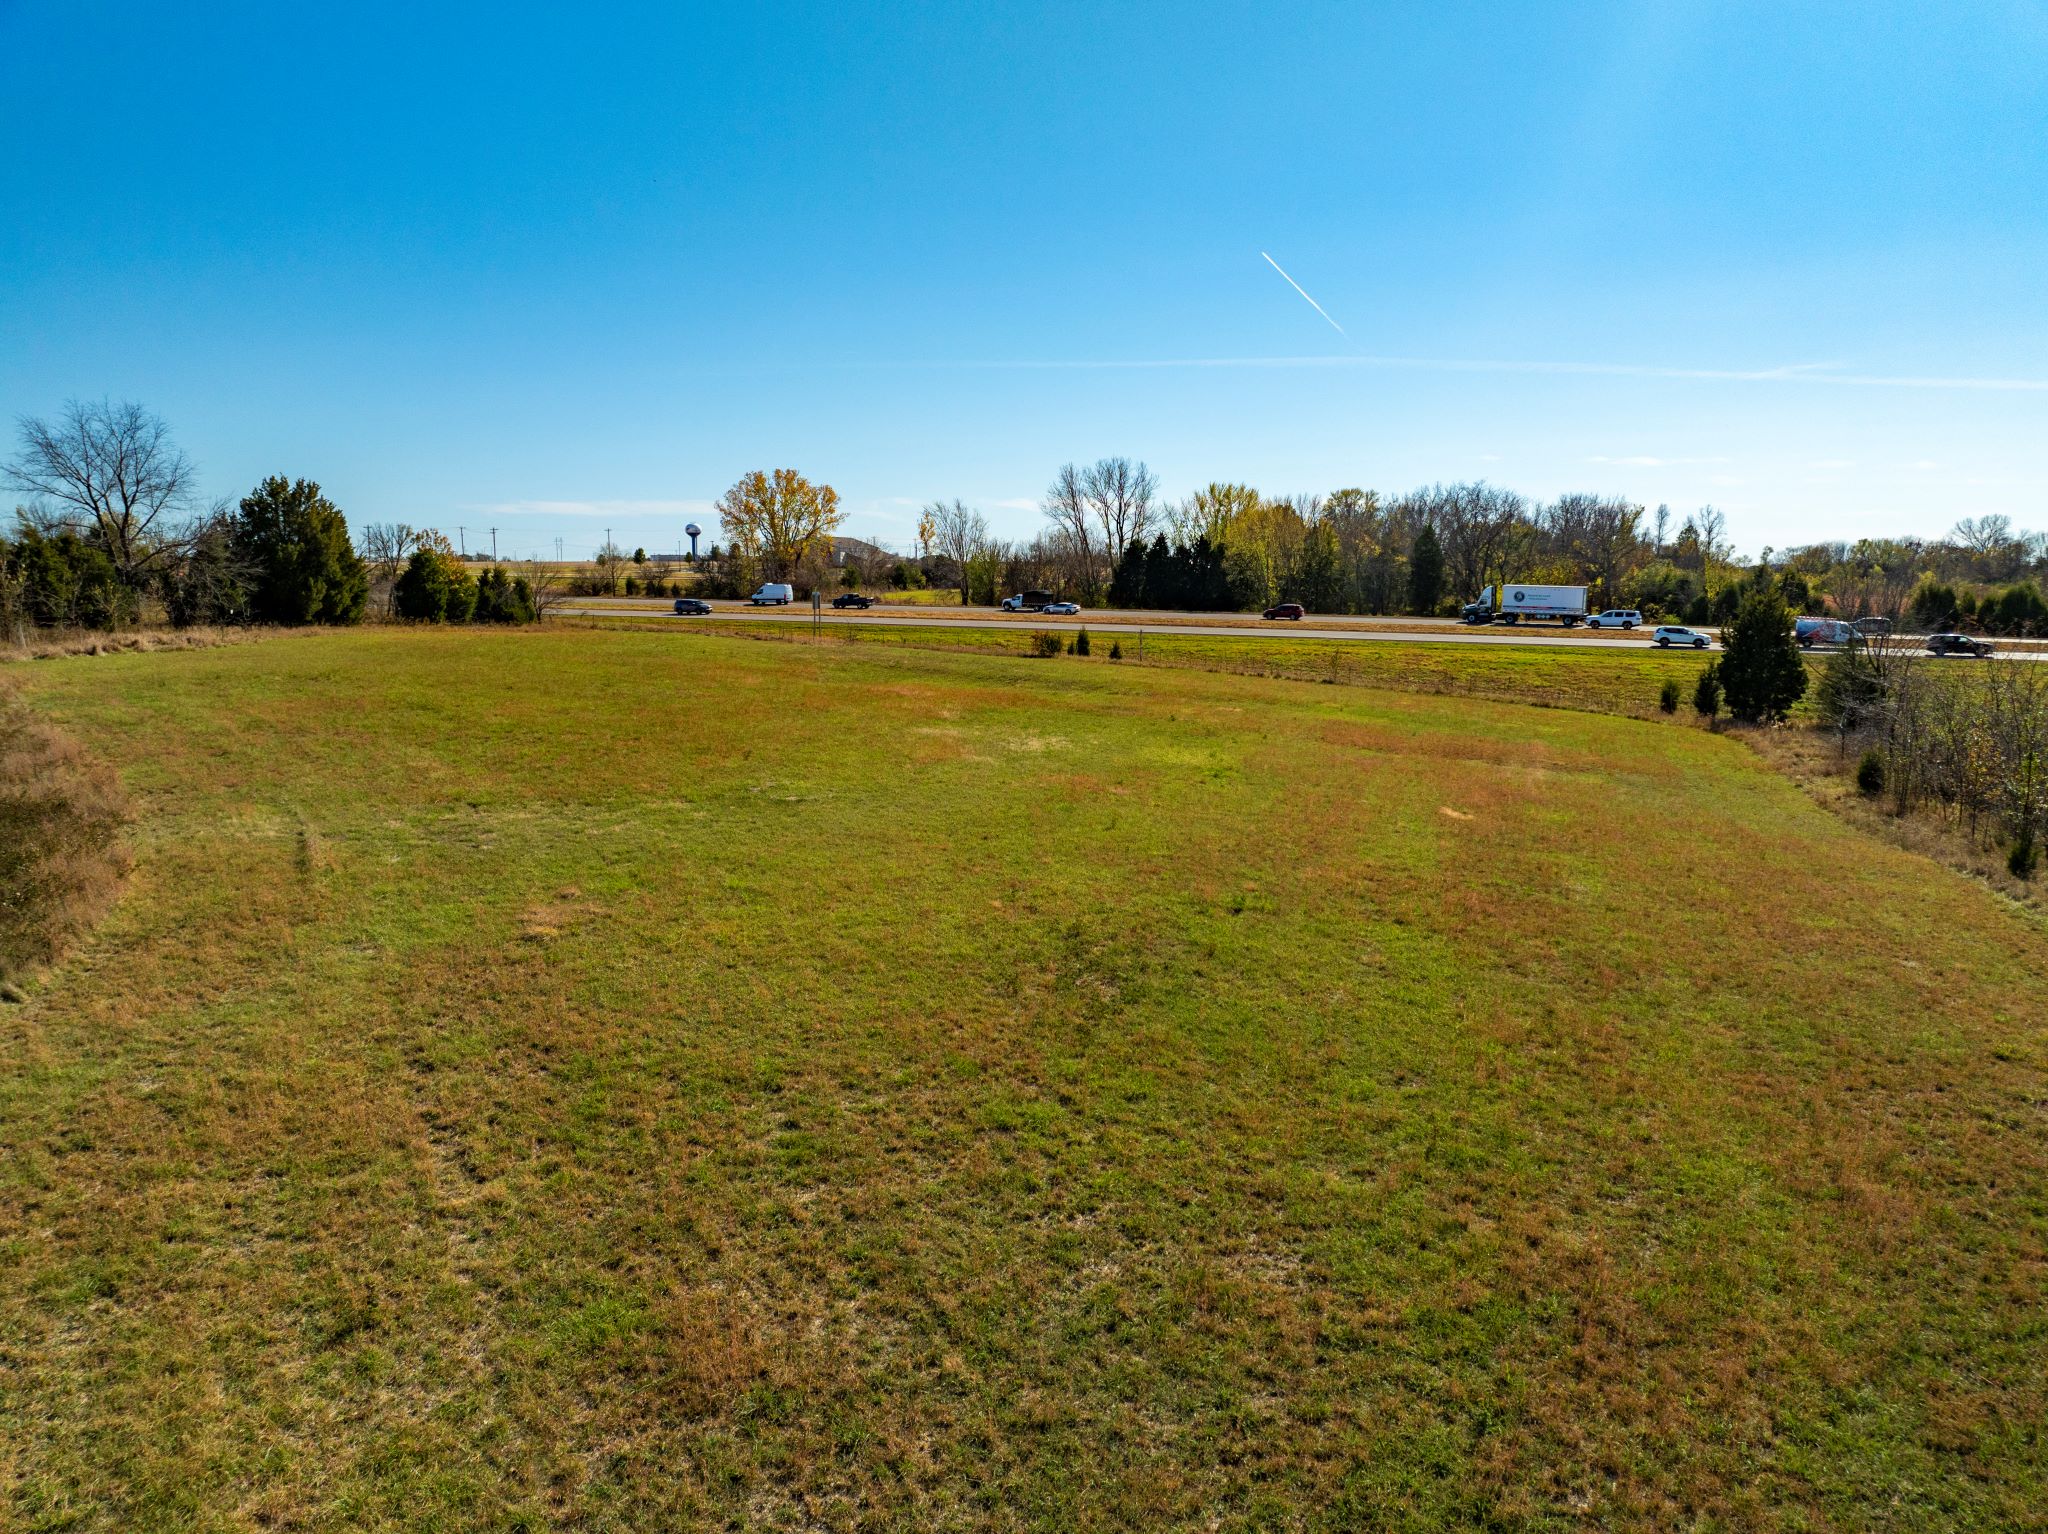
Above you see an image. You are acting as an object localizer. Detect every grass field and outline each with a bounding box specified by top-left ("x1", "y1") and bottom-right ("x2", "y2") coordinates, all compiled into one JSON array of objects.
[
  {"x1": 587, "y1": 615, "x2": 1745, "y2": 719},
  {"x1": 4, "y1": 628, "x2": 2045, "y2": 1531}
]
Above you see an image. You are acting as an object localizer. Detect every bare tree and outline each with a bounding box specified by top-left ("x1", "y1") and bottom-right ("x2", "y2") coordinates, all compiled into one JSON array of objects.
[
  {"x1": 523, "y1": 560, "x2": 568, "y2": 621},
  {"x1": 1542, "y1": 493, "x2": 1644, "y2": 605},
  {"x1": 592, "y1": 539, "x2": 629, "y2": 594},
  {"x1": 359, "y1": 523, "x2": 430, "y2": 615},
  {"x1": 1042, "y1": 464, "x2": 1096, "y2": 595},
  {"x1": 1400, "y1": 482, "x2": 1531, "y2": 600},
  {"x1": 1694, "y1": 505, "x2": 1728, "y2": 594},
  {"x1": 924, "y1": 499, "x2": 991, "y2": 605},
  {"x1": 4, "y1": 399, "x2": 199, "y2": 583},
  {"x1": 1080, "y1": 457, "x2": 1159, "y2": 566}
]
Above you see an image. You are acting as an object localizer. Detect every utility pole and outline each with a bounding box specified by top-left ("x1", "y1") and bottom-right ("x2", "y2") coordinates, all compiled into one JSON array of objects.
[
  {"x1": 490, "y1": 527, "x2": 498, "y2": 561},
  {"x1": 456, "y1": 526, "x2": 467, "y2": 557}
]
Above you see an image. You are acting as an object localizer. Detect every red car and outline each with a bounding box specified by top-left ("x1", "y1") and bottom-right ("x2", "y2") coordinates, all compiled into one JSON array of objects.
[{"x1": 1263, "y1": 602, "x2": 1305, "y2": 620}]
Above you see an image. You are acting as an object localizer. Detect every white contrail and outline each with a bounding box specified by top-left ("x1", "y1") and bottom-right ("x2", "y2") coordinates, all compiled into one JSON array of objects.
[{"x1": 1261, "y1": 251, "x2": 1349, "y2": 341}]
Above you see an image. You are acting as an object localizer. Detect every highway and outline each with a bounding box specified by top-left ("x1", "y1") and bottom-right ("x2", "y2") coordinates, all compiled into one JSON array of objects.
[{"x1": 560, "y1": 599, "x2": 1708, "y2": 651}]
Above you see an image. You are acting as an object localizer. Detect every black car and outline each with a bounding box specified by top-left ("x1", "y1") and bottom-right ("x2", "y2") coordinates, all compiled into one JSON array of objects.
[
  {"x1": 673, "y1": 598, "x2": 712, "y2": 615},
  {"x1": 1926, "y1": 632, "x2": 1992, "y2": 657},
  {"x1": 832, "y1": 593, "x2": 874, "y2": 609}
]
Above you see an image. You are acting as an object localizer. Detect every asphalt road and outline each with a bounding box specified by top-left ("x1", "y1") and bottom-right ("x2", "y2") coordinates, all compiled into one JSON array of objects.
[{"x1": 561, "y1": 601, "x2": 1716, "y2": 652}]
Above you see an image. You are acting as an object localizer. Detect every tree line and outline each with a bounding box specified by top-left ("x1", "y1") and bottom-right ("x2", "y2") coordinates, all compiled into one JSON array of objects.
[
  {"x1": 880, "y1": 460, "x2": 2048, "y2": 629},
  {"x1": 1, "y1": 401, "x2": 553, "y2": 636}
]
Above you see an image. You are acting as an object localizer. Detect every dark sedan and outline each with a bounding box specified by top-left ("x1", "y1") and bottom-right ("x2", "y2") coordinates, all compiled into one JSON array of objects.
[
  {"x1": 831, "y1": 593, "x2": 875, "y2": 609},
  {"x1": 1926, "y1": 633, "x2": 1992, "y2": 657}
]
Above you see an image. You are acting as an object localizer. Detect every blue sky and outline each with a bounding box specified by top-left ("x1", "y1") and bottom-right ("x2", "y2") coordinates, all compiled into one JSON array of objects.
[{"x1": 4, "y1": 1, "x2": 2044, "y2": 562}]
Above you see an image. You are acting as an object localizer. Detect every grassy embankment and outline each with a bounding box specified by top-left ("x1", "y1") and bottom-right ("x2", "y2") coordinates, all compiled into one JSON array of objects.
[
  {"x1": 582, "y1": 613, "x2": 1747, "y2": 719},
  {"x1": 4, "y1": 628, "x2": 2044, "y2": 1531}
]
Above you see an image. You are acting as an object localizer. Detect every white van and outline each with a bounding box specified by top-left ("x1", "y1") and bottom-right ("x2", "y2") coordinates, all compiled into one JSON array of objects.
[
  {"x1": 749, "y1": 583, "x2": 795, "y2": 606},
  {"x1": 1794, "y1": 616, "x2": 1855, "y2": 648}
]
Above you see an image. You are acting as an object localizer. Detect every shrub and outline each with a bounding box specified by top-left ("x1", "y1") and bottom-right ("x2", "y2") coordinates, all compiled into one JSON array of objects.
[
  {"x1": 624, "y1": 577, "x2": 639, "y2": 596},
  {"x1": 1030, "y1": 631, "x2": 1062, "y2": 658},
  {"x1": 165, "y1": 516, "x2": 249, "y2": 627},
  {"x1": 1814, "y1": 643, "x2": 1883, "y2": 732},
  {"x1": 1109, "y1": 640, "x2": 1122, "y2": 660},
  {"x1": 473, "y1": 566, "x2": 536, "y2": 624},
  {"x1": 1693, "y1": 661, "x2": 1722, "y2": 719},
  {"x1": 1074, "y1": 628, "x2": 1091, "y2": 656},
  {"x1": 394, "y1": 548, "x2": 478, "y2": 622},
  {"x1": 1856, "y1": 748, "x2": 1885, "y2": 797},
  {"x1": 1658, "y1": 678, "x2": 1680, "y2": 713},
  {"x1": 5, "y1": 525, "x2": 133, "y2": 629},
  {"x1": 0, "y1": 691, "x2": 129, "y2": 982},
  {"x1": 2010, "y1": 828, "x2": 2039, "y2": 881}
]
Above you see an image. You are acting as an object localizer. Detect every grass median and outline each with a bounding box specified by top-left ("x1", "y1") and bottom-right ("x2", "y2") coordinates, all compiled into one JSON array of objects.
[{"x1": 584, "y1": 614, "x2": 1751, "y2": 719}]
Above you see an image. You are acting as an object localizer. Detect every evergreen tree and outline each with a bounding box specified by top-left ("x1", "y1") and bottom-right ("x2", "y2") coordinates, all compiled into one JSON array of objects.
[
  {"x1": 394, "y1": 547, "x2": 478, "y2": 622},
  {"x1": 1407, "y1": 524, "x2": 1444, "y2": 614},
  {"x1": 231, "y1": 476, "x2": 368, "y2": 625},
  {"x1": 1142, "y1": 534, "x2": 1175, "y2": 608},
  {"x1": 1107, "y1": 539, "x2": 1149, "y2": 607},
  {"x1": 473, "y1": 565, "x2": 536, "y2": 623},
  {"x1": 1718, "y1": 585, "x2": 1808, "y2": 722}
]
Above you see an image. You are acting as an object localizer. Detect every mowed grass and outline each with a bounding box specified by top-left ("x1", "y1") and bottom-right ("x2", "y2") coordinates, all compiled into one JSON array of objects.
[
  {"x1": 3, "y1": 628, "x2": 2044, "y2": 1532},
  {"x1": 589, "y1": 614, "x2": 1748, "y2": 718}
]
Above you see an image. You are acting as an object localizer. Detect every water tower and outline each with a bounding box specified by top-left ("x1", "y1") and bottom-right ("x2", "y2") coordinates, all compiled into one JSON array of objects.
[{"x1": 685, "y1": 522, "x2": 702, "y2": 560}]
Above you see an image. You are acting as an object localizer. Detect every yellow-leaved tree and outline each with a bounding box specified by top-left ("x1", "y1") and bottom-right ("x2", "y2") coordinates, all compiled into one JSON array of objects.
[{"x1": 716, "y1": 469, "x2": 842, "y2": 587}]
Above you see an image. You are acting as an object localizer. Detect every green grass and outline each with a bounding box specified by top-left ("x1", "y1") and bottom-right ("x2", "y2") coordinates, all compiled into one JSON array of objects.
[
  {"x1": 593, "y1": 614, "x2": 1751, "y2": 719},
  {"x1": 3, "y1": 628, "x2": 2043, "y2": 1531}
]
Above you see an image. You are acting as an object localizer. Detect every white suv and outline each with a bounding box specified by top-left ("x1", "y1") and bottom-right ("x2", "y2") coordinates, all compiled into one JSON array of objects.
[{"x1": 1586, "y1": 608, "x2": 1642, "y2": 630}]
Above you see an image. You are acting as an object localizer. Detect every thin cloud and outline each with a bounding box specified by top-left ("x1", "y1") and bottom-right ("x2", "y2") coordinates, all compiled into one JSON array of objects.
[
  {"x1": 467, "y1": 498, "x2": 715, "y2": 518},
  {"x1": 1261, "y1": 253, "x2": 1350, "y2": 342},
  {"x1": 917, "y1": 353, "x2": 2048, "y2": 392},
  {"x1": 1588, "y1": 454, "x2": 1730, "y2": 467}
]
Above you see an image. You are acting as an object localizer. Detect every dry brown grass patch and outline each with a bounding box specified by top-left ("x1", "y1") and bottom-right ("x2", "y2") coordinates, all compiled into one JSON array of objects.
[{"x1": 0, "y1": 689, "x2": 131, "y2": 983}]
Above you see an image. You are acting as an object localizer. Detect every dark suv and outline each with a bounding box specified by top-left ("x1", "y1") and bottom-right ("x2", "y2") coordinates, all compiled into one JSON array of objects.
[
  {"x1": 1263, "y1": 602, "x2": 1306, "y2": 620},
  {"x1": 1926, "y1": 633, "x2": 1992, "y2": 657}
]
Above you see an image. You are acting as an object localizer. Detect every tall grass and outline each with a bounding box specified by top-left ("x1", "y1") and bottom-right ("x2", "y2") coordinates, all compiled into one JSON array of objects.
[{"x1": 0, "y1": 689, "x2": 129, "y2": 982}]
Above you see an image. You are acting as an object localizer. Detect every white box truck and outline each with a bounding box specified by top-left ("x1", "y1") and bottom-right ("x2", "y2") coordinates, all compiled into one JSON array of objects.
[{"x1": 1460, "y1": 583, "x2": 1588, "y2": 627}]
